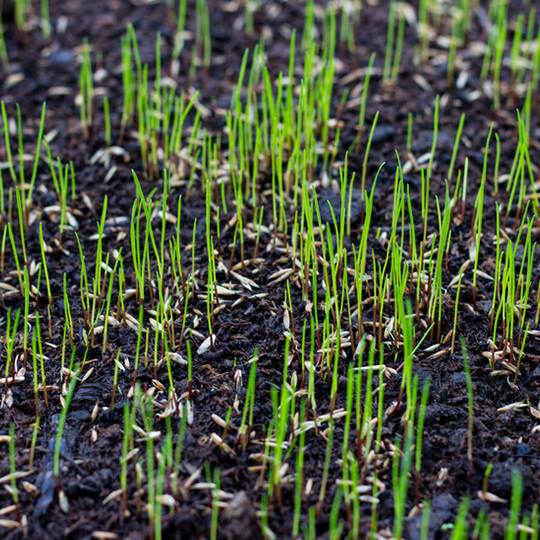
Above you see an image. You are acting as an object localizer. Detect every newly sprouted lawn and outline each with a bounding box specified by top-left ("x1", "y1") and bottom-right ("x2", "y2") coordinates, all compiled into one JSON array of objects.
[{"x1": 0, "y1": 0, "x2": 539, "y2": 538}]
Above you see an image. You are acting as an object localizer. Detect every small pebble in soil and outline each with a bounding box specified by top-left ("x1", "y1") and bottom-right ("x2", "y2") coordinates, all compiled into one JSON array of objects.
[
  {"x1": 515, "y1": 443, "x2": 531, "y2": 457},
  {"x1": 371, "y1": 124, "x2": 395, "y2": 145},
  {"x1": 412, "y1": 130, "x2": 454, "y2": 154},
  {"x1": 318, "y1": 186, "x2": 362, "y2": 225},
  {"x1": 489, "y1": 461, "x2": 531, "y2": 497},
  {"x1": 40, "y1": 190, "x2": 57, "y2": 206},
  {"x1": 72, "y1": 384, "x2": 103, "y2": 404},
  {"x1": 49, "y1": 48, "x2": 76, "y2": 68},
  {"x1": 222, "y1": 491, "x2": 259, "y2": 540},
  {"x1": 406, "y1": 493, "x2": 456, "y2": 540}
]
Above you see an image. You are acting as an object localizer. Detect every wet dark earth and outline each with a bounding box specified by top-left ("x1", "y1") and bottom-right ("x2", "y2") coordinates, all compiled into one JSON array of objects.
[{"x1": 0, "y1": 0, "x2": 539, "y2": 539}]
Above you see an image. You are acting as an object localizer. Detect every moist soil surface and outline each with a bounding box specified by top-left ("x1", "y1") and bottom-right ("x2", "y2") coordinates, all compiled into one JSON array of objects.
[{"x1": 0, "y1": 1, "x2": 539, "y2": 539}]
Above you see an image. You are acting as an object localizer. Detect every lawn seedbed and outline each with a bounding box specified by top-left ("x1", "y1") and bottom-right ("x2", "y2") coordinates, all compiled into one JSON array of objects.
[{"x1": 0, "y1": 0, "x2": 539, "y2": 539}]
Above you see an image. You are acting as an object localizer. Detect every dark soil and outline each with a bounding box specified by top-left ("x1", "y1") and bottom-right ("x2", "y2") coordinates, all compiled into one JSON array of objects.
[{"x1": 0, "y1": 1, "x2": 539, "y2": 539}]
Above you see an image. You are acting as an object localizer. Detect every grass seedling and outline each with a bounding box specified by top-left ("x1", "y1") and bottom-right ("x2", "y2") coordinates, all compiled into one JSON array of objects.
[
  {"x1": 3, "y1": 309, "x2": 20, "y2": 386},
  {"x1": 270, "y1": 336, "x2": 291, "y2": 505},
  {"x1": 33, "y1": 313, "x2": 49, "y2": 409},
  {"x1": 41, "y1": 0, "x2": 51, "y2": 37},
  {"x1": 1, "y1": 101, "x2": 16, "y2": 183},
  {"x1": 417, "y1": 0, "x2": 431, "y2": 60},
  {"x1": 514, "y1": 324, "x2": 529, "y2": 383},
  {"x1": 53, "y1": 368, "x2": 79, "y2": 511},
  {"x1": 196, "y1": 0, "x2": 211, "y2": 68},
  {"x1": 210, "y1": 468, "x2": 220, "y2": 540},
  {"x1": 29, "y1": 416, "x2": 40, "y2": 469},
  {"x1": 506, "y1": 471, "x2": 523, "y2": 540},
  {"x1": 383, "y1": 1, "x2": 403, "y2": 81},
  {"x1": 524, "y1": 508, "x2": 538, "y2": 539},
  {"x1": 461, "y1": 340, "x2": 474, "y2": 468},
  {"x1": 473, "y1": 510, "x2": 491, "y2": 540},
  {"x1": 45, "y1": 142, "x2": 75, "y2": 234},
  {"x1": 392, "y1": 431, "x2": 413, "y2": 540},
  {"x1": 292, "y1": 400, "x2": 306, "y2": 538},
  {"x1": 420, "y1": 501, "x2": 431, "y2": 540},
  {"x1": 451, "y1": 498, "x2": 470, "y2": 539},
  {"x1": 244, "y1": 0, "x2": 258, "y2": 35},
  {"x1": 428, "y1": 189, "x2": 452, "y2": 339},
  {"x1": 173, "y1": 0, "x2": 187, "y2": 62},
  {"x1": 238, "y1": 355, "x2": 257, "y2": 450},
  {"x1": 426, "y1": 95, "x2": 439, "y2": 187},
  {"x1": 447, "y1": 7, "x2": 461, "y2": 84},
  {"x1": 103, "y1": 95, "x2": 111, "y2": 146},
  {"x1": 14, "y1": 0, "x2": 29, "y2": 30},
  {"x1": 8, "y1": 423, "x2": 19, "y2": 508},
  {"x1": 79, "y1": 41, "x2": 94, "y2": 138},
  {"x1": 492, "y1": 6, "x2": 507, "y2": 110},
  {"x1": 360, "y1": 111, "x2": 379, "y2": 194},
  {"x1": 119, "y1": 398, "x2": 135, "y2": 512},
  {"x1": 451, "y1": 267, "x2": 464, "y2": 354},
  {"x1": 447, "y1": 113, "x2": 465, "y2": 186},
  {"x1": 31, "y1": 330, "x2": 41, "y2": 414},
  {"x1": 391, "y1": 7, "x2": 405, "y2": 81},
  {"x1": 415, "y1": 377, "x2": 431, "y2": 475},
  {"x1": 480, "y1": 462, "x2": 493, "y2": 500},
  {"x1": 0, "y1": 16, "x2": 8, "y2": 67},
  {"x1": 27, "y1": 102, "x2": 47, "y2": 207},
  {"x1": 472, "y1": 127, "x2": 493, "y2": 306}
]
